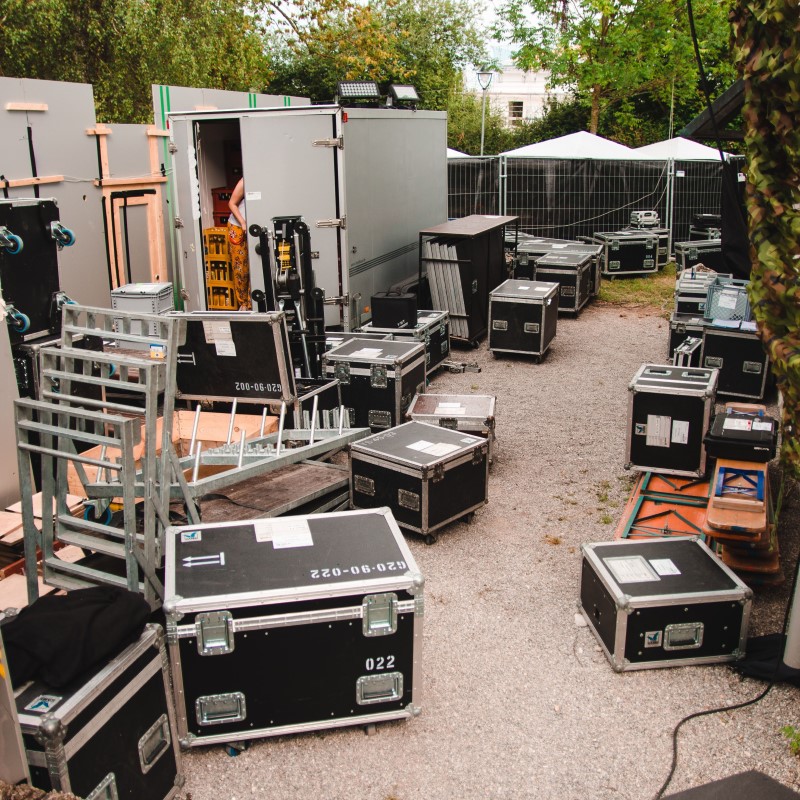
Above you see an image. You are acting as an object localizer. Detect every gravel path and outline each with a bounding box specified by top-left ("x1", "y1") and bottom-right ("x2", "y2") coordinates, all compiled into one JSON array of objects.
[{"x1": 181, "y1": 303, "x2": 800, "y2": 800}]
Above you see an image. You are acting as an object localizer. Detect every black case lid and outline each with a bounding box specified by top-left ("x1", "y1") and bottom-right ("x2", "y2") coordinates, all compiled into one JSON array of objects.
[
  {"x1": 166, "y1": 509, "x2": 414, "y2": 603},
  {"x1": 351, "y1": 420, "x2": 484, "y2": 466}
]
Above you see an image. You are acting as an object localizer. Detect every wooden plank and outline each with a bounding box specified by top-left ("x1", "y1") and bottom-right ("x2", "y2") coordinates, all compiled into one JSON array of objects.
[
  {"x1": 95, "y1": 176, "x2": 167, "y2": 187},
  {"x1": 86, "y1": 125, "x2": 113, "y2": 136},
  {"x1": 5, "y1": 102, "x2": 47, "y2": 112},
  {"x1": 146, "y1": 126, "x2": 170, "y2": 137},
  {"x1": 2, "y1": 175, "x2": 63, "y2": 188}
]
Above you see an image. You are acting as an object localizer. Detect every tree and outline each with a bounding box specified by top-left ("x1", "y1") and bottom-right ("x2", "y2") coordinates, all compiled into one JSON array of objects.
[
  {"x1": 446, "y1": 91, "x2": 517, "y2": 154},
  {"x1": 0, "y1": 0, "x2": 271, "y2": 122},
  {"x1": 494, "y1": 0, "x2": 737, "y2": 134}
]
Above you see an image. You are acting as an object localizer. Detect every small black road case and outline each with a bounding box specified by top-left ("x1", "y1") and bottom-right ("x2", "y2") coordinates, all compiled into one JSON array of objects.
[
  {"x1": 703, "y1": 409, "x2": 778, "y2": 463},
  {"x1": 322, "y1": 337, "x2": 426, "y2": 430},
  {"x1": 669, "y1": 312, "x2": 710, "y2": 362},
  {"x1": 488, "y1": 280, "x2": 558, "y2": 359},
  {"x1": 594, "y1": 230, "x2": 659, "y2": 277},
  {"x1": 701, "y1": 324, "x2": 770, "y2": 400},
  {"x1": 626, "y1": 364, "x2": 718, "y2": 477},
  {"x1": 13, "y1": 623, "x2": 183, "y2": 799},
  {"x1": 674, "y1": 240, "x2": 727, "y2": 273},
  {"x1": 349, "y1": 421, "x2": 489, "y2": 543},
  {"x1": 360, "y1": 309, "x2": 451, "y2": 375},
  {"x1": 163, "y1": 508, "x2": 423, "y2": 748},
  {"x1": 580, "y1": 537, "x2": 752, "y2": 671},
  {"x1": 533, "y1": 251, "x2": 593, "y2": 314}
]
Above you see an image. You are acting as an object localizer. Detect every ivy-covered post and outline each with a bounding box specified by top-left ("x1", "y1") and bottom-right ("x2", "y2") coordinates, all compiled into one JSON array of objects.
[{"x1": 731, "y1": 1, "x2": 800, "y2": 478}]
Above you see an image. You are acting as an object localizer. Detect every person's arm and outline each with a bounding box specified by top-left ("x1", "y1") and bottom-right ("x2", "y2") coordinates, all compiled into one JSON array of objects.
[{"x1": 228, "y1": 179, "x2": 246, "y2": 228}]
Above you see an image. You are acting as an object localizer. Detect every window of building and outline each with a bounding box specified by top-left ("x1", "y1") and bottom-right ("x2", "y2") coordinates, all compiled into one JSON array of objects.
[{"x1": 508, "y1": 101, "x2": 524, "y2": 124}]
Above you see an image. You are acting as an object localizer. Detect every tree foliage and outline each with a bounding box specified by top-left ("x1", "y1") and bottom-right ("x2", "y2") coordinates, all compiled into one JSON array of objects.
[{"x1": 495, "y1": 0, "x2": 737, "y2": 134}]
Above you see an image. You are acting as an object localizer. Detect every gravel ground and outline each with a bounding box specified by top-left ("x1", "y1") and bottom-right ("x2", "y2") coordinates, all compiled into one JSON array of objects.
[{"x1": 181, "y1": 302, "x2": 800, "y2": 800}]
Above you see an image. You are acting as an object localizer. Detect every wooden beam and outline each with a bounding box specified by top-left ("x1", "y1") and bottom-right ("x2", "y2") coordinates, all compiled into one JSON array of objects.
[
  {"x1": 5, "y1": 102, "x2": 48, "y2": 112},
  {"x1": 94, "y1": 176, "x2": 167, "y2": 187},
  {"x1": 194, "y1": 105, "x2": 218, "y2": 111},
  {"x1": 146, "y1": 126, "x2": 170, "y2": 137},
  {"x1": 2, "y1": 175, "x2": 63, "y2": 188},
  {"x1": 86, "y1": 125, "x2": 113, "y2": 136}
]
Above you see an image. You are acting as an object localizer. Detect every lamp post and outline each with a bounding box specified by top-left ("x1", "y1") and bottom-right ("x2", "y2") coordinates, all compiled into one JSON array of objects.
[{"x1": 476, "y1": 70, "x2": 494, "y2": 157}]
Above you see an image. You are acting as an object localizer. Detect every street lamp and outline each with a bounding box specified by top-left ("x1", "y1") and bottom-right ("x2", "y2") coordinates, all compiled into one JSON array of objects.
[{"x1": 476, "y1": 70, "x2": 494, "y2": 157}]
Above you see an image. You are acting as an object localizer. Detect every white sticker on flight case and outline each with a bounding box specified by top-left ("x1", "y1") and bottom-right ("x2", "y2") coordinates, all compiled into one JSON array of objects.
[
  {"x1": 407, "y1": 440, "x2": 434, "y2": 451},
  {"x1": 752, "y1": 420, "x2": 773, "y2": 432},
  {"x1": 254, "y1": 518, "x2": 313, "y2": 548},
  {"x1": 180, "y1": 530, "x2": 203, "y2": 543},
  {"x1": 723, "y1": 417, "x2": 753, "y2": 432},
  {"x1": 604, "y1": 555, "x2": 660, "y2": 584},
  {"x1": 203, "y1": 320, "x2": 237, "y2": 357},
  {"x1": 646, "y1": 414, "x2": 671, "y2": 448},
  {"x1": 25, "y1": 694, "x2": 63, "y2": 713},
  {"x1": 425, "y1": 442, "x2": 462, "y2": 457},
  {"x1": 349, "y1": 348, "x2": 384, "y2": 359},
  {"x1": 435, "y1": 405, "x2": 465, "y2": 415},
  {"x1": 671, "y1": 420, "x2": 690, "y2": 445},
  {"x1": 649, "y1": 558, "x2": 681, "y2": 576}
]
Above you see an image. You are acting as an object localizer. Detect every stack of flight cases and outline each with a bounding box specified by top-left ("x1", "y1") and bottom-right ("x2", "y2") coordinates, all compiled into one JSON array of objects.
[
  {"x1": 163, "y1": 508, "x2": 422, "y2": 748},
  {"x1": 625, "y1": 364, "x2": 718, "y2": 478},
  {"x1": 322, "y1": 338, "x2": 426, "y2": 431},
  {"x1": 488, "y1": 280, "x2": 559, "y2": 360},
  {"x1": 579, "y1": 537, "x2": 751, "y2": 672},
  {"x1": 359, "y1": 309, "x2": 451, "y2": 376},
  {"x1": 592, "y1": 229, "x2": 659, "y2": 277},
  {"x1": 531, "y1": 251, "x2": 593, "y2": 315},
  {"x1": 349, "y1": 421, "x2": 489, "y2": 544},
  {"x1": 689, "y1": 213, "x2": 722, "y2": 240},
  {"x1": 8, "y1": 621, "x2": 184, "y2": 799},
  {"x1": 625, "y1": 210, "x2": 670, "y2": 269}
]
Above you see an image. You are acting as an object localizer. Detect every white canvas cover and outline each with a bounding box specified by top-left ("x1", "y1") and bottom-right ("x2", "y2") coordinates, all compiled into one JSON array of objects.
[
  {"x1": 447, "y1": 147, "x2": 470, "y2": 158},
  {"x1": 631, "y1": 136, "x2": 729, "y2": 161},
  {"x1": 500, "y1": 130, "x2": 634, "y2": 159}
]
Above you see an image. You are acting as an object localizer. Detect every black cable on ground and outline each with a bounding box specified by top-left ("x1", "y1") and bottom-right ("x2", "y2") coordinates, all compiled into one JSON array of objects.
[{"x1": 652, "y1": 474, "x2": 797, "y2": 800}]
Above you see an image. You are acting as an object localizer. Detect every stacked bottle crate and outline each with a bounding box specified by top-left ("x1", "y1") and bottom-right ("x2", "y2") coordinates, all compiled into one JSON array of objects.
[{"x1": 203, "y1": 227, "x2": 236, "y2": 310}]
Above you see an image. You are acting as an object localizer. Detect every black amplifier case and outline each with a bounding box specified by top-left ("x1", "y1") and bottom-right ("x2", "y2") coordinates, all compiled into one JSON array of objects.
[
  {"x1": 361, "y1": 310, "x2": 451, "y2": 376},
  {"x1": 701, "y1": 326, "x2": 770, "y2": 401},
  {"x1": 703, "y1": 410, "x2": 778, "y2": 463},
  {"x1": 488, "y1": 280, "x2": 558, "y2": 358},
  {"x1": 163, "y1": 508, "x2": 423, "y2": 748},
  {"x1": 533, "y1": 251, "x2": 593, "y2": 314},
  {"x1": 580, "y1": 538, "x2": 752, "y2": 672},
  {"x1": 593, "y1": 230, "x2": 658, "y2": 277},
  {"x1": 625, "y1": 364, "x2": 718, "y2": 477},
  {"x1": 11, "y1": 622, "x2": 183, "y2": 799},
  {"x1": 322, "y1": 338, "x2": 426, "y2": 430},
  {"x1": 674, "y1": 240, "x2": 727, "y2": 272},
  {"x1": 349, "y1": 421, "x2": 489, "y2": 542}
]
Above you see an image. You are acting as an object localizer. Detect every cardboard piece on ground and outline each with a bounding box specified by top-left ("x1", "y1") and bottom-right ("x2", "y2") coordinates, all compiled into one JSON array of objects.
[
  {"x1": 0, "y1": 574, "x2": 56, "y2": 610},
  {"x1": 5, "y1": 493, "x2": 84, "y2": 518}
]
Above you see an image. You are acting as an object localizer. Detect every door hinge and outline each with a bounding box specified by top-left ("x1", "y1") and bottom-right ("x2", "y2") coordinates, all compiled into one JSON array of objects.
[
  {"x1": 317, "y1": 216, "x2": 346, "y2": 229},
  {"x1": 313, "y1": 136, "x2": 343, "y2": 149}
]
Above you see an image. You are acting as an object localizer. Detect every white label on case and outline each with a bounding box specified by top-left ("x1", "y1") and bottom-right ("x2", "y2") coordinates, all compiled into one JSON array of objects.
[
  {"x1": 650, "y1": 558, "x2": 681, "y2": 576},
  {"x1": 202, "y1": 320, "x2": 236, "y2": 356},
  {"x1": 517, "y1": 286, "x2": 530, "y2": 291},
  {"x1": 254, "y1": 519, "x2": 313, "y2": 548},
  {"x1": 245, "y1": 191, "x2": 262, "y2": 201},
  {"x1": 436, "y1": 402, "x2": 463, "y2": 408},
  {"x1": 25, "y1": 694, "x2": 63, "y2": 713},
  {"x1": 423, "y1": 442, "x2": 461, "y2": 457},
  {"x1": 180, "y1": 530, "x2": 202, "y2": 543},
  {"x1": 672, "y1": 420, "x2": 690, "y2": 445},
  {"x1": 723, "y1": 418, "x2": 753, "y2": 432},
  {"x1": 349, "y1": 348, "x2": 383, "y2": 359},
  {"x1": 752, "y1": 420, "x2": 773, "y2": 432},
  {"x1": 604, "y1": 555, "x2": 660, "y2": 584},
  {"x1": 646, "y1": 415, "x2": 671, "y2": 448},
  {"x1": 435, "y1": 405, "x2": 465, "y2": 415},
  {"x1": 718, "y1": 290, "x2": 739, "y2": 310},
  {"x1": 407, "y1": 440, "x2": 435, "y2": 451}
]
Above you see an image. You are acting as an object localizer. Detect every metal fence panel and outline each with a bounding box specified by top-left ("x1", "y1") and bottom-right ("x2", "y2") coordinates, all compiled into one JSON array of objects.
[{"x1": 447, "y1": 157, "x2": 499, "y2": 218}]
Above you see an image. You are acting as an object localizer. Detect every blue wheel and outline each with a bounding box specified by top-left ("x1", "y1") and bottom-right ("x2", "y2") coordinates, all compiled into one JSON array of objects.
[
  {"x1": 10, "y1": 311, "x2": 30, "y2": 332},
  {"x1": 4, "y1": 233, "x2": 23, "y2": 255},
  {"x1": 83, "y1": 505, "x2": 112, "y2": 524},
  {"x1": 60, "y1": 228, "x2": 76, "y2": 247}
]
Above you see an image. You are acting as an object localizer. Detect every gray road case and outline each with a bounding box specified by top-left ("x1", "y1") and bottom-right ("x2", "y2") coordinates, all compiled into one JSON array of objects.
[
  {"x1": 322, "y1": 337, "x2": 426, "y2": 430},
  {"x1": 533, "y1": 251, "x2": 593, "y2": 314},
  {"x1": 13, "y1": 623, "x2": 183, "y2": 799},
  {"x1": 488, "y1": 280, "x2": 558, "y2": 359},
  {"x1": 406, "y1": 393, "x2": 496, "y2": 464},
  {"x1": 163, "y1": 508, "x2": 423, "y2": 748},
  {"x1": 626, "y1": 364, "x2": 718, "y2": 477},
  {"x1": 349, "y1": 421, "x2": 489, "y2": 543},
  {"x1": 580, "y1": 537, "x2": 751, "y2": 671},
  {"x1": 360, "y1": 310, "x2": 450, "y2": 375}
]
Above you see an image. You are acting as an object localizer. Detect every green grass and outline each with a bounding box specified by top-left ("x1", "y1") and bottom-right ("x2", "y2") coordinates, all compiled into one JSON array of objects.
[{"x1": 597, "y1": 260, "x2": 676, "y2": 316}]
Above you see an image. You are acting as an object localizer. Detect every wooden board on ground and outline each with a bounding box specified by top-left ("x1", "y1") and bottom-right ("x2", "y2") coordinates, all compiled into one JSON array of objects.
[{"x1": 194, "y1": 462, "x2": 349, "y2": 523}]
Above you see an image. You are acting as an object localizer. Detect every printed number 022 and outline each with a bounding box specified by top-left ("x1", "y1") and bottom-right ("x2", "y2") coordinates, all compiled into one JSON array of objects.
[{"x1": 365, "y1": 655, "x2": 395, "y2": 671}]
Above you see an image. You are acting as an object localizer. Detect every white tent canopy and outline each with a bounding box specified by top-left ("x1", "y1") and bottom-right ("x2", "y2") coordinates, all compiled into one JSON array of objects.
[
  {"x1": 447, "y1": 147, "x2": 469, "y2": 158},
  {"x1": 631, "y1": 136, "x2": 729, "y2": 161},
  {"x1": 500, "y1": 130, "x2": 634, "y2": 159}
]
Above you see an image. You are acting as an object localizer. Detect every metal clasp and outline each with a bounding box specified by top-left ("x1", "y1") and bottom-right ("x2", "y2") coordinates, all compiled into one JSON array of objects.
[
  {"x1": 370, "y1": 364, "x2": 388, "y2": 388},
  {"x1": 334, "y1": 362, "x2": 351, "y2": 384},
  {"x1": 356, "y1": 672, "x2": 403, "y2": 705},
  {"x1": 86, "y1": 774, "x2": 118, "y2": 800},
  {"x1": 195, "y1": 692, "x2": 247, "y2": 726},
  {"x1": 138, "y1": 714, "x2": 171, "y2": 774},
  {"x1": 196, "y1": 610, "x2": 234, "y2": 656}
]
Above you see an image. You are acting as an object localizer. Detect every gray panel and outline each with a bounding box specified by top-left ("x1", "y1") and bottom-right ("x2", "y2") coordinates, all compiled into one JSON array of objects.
[
  {"x1": 0, "y1": 78, "x2": 111, "y2": 309},
  {"x1": 343, "y1": 109, "x2": 447, "y2": 326},
  {"x1": 0, "y1": 322, "x2": 21, "y2": 507},
  {"x1": 239, "y1": 110, "x2": 342, "y2": 325}
]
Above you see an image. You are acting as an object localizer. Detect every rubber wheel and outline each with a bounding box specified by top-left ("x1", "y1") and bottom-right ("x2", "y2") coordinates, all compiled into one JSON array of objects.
[
  {"x1": 5, "y1": 233, "x2": 23, "y2": 255},
  {"x1": 83, "y1": 506, "x2": 112, "y2": 525},
  {"x1": 61, "y1": 228, "x2": 76, "y2": 246},
  {"x1": 10, "y1": 311, "x2": 30, "y2": 332},
  {"x1": 424, "y1": 533, "x2": 437, "y2": 545},
  {"x1": 464, "y1": 512, "x2": 475, "y2": 523}
]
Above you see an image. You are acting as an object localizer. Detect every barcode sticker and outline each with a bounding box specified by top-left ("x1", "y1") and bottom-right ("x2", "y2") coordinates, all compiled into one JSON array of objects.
[
  {"x1": 723, "y1": 418, "x2": 752, "y2": 432},
  {"x1": 605, "y1": 555, "x2": 660, "y2": 584},
  {"x1": 672, "y1": 420, "x2": 690, "y2": 445},
  {"x1": 646, "y1": 415, "x2": 671, "y2": 448},
  {"x1": 650, "y1": 559, "x2": 681, "y2": 576}
]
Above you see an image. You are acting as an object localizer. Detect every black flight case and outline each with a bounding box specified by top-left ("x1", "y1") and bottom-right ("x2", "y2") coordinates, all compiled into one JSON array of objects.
[
  {"x1": 163, "y1": 508, "x2": 423, "y2": 748},
  {"x1": 488, "y1": 279, "x2": 559, "y2": 359},
  {"x1": 532, "y1": 251, "x2": 593, "y2": 314}
]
